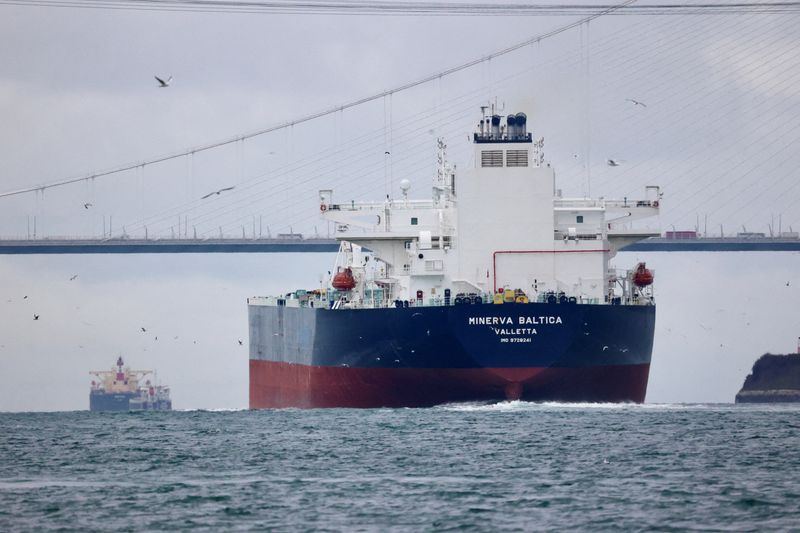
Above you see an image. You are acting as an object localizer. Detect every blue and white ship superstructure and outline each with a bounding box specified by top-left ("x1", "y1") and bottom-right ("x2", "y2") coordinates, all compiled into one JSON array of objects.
[{"x1": 248, "y1": 106, "x2": 661, "y2": 407}]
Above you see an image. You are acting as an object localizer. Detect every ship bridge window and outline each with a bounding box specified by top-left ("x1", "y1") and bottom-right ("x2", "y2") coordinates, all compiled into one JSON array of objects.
[
  {"x1": 481, "y1": 150, "x2": 503, "y2": 167},
  {"x1": 506, "y1": 150, "x2": 528, "y2": 167},
  {"x1": 411, "y1": 217, "x2": 418, "y2": 225},
  {"x1": 577, "y1": 215, "x2": 584, "y2": 223},
  {"x1": 425, "y1": 260, "x2": 444, "y2": 271}
]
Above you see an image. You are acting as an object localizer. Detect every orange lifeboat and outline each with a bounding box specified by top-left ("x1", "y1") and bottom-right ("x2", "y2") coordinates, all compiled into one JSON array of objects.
[
  {"x1": 632, "y1": 262, "x2": 654, "y2": 287},
  {"x1": 332, "y1": 267, "x2": 356, "y2": 290}
]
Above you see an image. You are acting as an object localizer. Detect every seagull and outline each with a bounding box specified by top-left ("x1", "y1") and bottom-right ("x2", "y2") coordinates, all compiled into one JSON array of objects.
[
  {"x1": 238, "y1": 339, "x2": 243, "y2": 345},
  {"x1": 23, "y1": 295, "x2": 28, "y2": 299},
  {"x1": 607, "y1": 159, "x2": 624, "y2": 167},
  {"x1": 83, "y1": 203, "x2": 93, "y2": 209},
  {"x1": 201, "y1": 186, "x2": 235, "y2": 200},
  {"x1": 786, "y1": 281, "x2": 790, "y2": 286},
  {"x1": 33, "y1": 314, "x2": 39, "y2": 320},
  {"x1": 155, "y1": 75, "x2": 172, "y2": 88},
  {"x1": 626, "y1": 98, "x2": 647, "y2": 108},
  {"x1": 141, "y1": 327, "x2": 147, "y2": 332},
  {"x1": 384, "y1": 151, "x2": 390, "y2": 155},
  {"x1": 69, "y1": 274, "x2": 78, "y2": 281}
]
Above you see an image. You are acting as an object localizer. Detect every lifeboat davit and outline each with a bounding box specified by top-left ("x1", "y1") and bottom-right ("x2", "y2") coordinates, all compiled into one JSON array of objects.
[
  {"x1": 632, "y1": 262, "x2": 654, "y2": 287},
  {"x1": 332, "y1": 267, "x2": 356, "y2": 290}
]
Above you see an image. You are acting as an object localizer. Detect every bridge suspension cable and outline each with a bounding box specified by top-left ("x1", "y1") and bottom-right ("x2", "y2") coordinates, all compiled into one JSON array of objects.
[
  {"x1": 0, "y1": 0, "x2": 636, "y2": 200},
  {"x1": 1, "y1": 0, "x2": 799, "y2": 16},
  {"x1": 121, "y1": 5, "x2": 800, "y2": 238}
]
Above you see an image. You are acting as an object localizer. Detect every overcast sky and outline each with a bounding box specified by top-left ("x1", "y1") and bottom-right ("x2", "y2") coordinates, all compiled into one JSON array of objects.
[{"x1": 1, "y1": 1, "x2": 799, "y2": 410}]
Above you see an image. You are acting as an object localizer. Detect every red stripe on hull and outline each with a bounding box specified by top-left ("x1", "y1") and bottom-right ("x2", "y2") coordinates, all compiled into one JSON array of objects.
[{"x1": 249, "y1": 360, "x2": 650, "y2": 408}]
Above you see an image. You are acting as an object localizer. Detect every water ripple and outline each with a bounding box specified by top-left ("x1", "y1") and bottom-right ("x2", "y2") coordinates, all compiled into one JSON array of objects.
[{"x1": 1, "y1": 405, "x2": 799, "y2": 531}]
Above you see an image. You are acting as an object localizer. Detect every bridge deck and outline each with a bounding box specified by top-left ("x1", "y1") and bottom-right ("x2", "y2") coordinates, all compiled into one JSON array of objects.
[
  {"x1": 0, "y1": 237, "x2": 798, "y2": 254},
  {"x1": 0, "y1": 238, "x2": 340, "y2": 254}
]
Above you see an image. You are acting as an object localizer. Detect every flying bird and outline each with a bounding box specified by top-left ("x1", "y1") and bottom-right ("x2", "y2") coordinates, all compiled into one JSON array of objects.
[
  {"x1": 626, "y1": 98, "x2": 647, "y2": 108},
  {"x1": 201, "y1": 186, "x2": 235, "y2": 200},
  {"x1": 155, "y1": 75, "x2": 172, "y2": 88},
  {"x1": 83, "y1": 203, "x2": 93, "y2": 209},
  {"x1": 69, "y1": 274, "x2": 78, "y2": 281},
  {"x1": 238, "y1": 339, "x2": 243, "y2": 345},
  {"x1": 23, "y1": 295, "x2": 28, "y2": 299},
  {"x1": 607, "y1": 159, "x2": 624, "y2": 167},
  {"x1": 33, "y1": 314, "x2": 39, "y2": 320},
  {"x1": 141, "y1": 327, "x2": 147, "y2": 332}
]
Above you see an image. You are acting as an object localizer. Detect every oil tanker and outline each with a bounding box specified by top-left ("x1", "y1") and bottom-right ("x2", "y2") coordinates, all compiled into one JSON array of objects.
[
  {"x1": 89, "y1": 357, "x2": 172, "y2": 411},
  {"x1": 248, "y1": 107, "x2": 661, "y2": 408}
]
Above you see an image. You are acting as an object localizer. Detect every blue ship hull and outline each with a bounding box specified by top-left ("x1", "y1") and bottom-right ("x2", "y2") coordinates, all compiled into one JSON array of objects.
[
  {"x1": 89, "y1": 392, "x2": 172, "y2": 411},
  {"x1": 249, "y1": 302, "x2": 656, "y2": 408},
  {"x1": 89, "y1": 391, "x2": 136, "y2": 412}
]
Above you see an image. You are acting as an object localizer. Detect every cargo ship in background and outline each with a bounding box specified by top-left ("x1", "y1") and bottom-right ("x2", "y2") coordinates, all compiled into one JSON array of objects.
[
  {"x1": 89, "y1": 357, "x2": 172, "y2": 412},
  {"x1": 248, "y1": 106, "x2": 662, "y2": 408}
]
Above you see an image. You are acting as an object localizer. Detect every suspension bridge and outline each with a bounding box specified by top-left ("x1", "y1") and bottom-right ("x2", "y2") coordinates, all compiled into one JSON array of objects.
[{"x1": 2, "y1": 1, "x2": 800, "y2": 254}]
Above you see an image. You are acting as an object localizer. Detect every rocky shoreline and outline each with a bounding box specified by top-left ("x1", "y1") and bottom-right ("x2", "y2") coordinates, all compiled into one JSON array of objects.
[{"x1": 735, "y1": 353, "x2": 800, "y2": 403}]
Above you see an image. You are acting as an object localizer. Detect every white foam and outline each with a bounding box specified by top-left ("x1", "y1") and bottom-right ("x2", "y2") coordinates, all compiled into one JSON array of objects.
[
  {"x1": 440, "y1": 401, "x2": 731, "y2": 412},
  {"x1": 175, "y1": 408, "x2": 248, "y2": 412}
]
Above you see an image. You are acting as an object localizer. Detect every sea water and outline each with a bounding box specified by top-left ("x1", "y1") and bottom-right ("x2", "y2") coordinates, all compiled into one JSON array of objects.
[{"x1": 1, "y1": 403, "x2": 799, "y2": 531}]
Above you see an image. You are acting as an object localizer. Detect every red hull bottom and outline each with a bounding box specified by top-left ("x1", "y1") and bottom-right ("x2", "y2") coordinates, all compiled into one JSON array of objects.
[{"x1": 249, "y1": 360, "x2": 651, "y2": 408}]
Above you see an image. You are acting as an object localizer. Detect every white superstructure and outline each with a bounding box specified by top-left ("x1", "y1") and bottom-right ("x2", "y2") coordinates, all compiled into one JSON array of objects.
[{"x1": 314, "y1": 107, "x2": 660, "y2": 309}]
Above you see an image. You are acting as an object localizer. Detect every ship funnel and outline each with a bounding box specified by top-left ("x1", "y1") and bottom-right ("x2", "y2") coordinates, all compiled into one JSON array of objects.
[
  {"x1": 506, "y1": 114, "x2": 517, "y2": 139},
  {"x1": 515, "y1": 113, "x2": 527, "y2": 138},
  {"x1": 491, "y1": 115, "x2": 501, "y2": 138}
]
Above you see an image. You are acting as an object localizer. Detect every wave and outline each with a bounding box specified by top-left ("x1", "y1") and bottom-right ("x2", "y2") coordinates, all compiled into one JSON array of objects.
[
  {"x1": 174, "y1": 408, "x2": 248, "y2": 412},
  {"x1": 439, "y1": 400, "x2": 740, "y2": 412}
]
